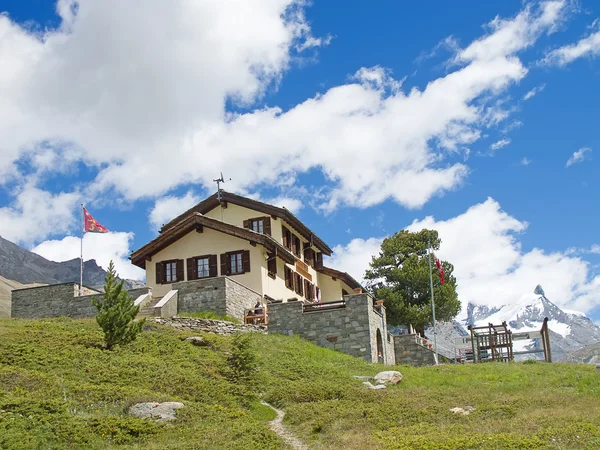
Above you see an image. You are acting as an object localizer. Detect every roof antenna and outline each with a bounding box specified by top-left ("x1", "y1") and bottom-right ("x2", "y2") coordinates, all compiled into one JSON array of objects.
[
  {"x1": 213, "y1": 172, "x2": 231, "y2": 221},
  {"x1": 213, "y1": 172, "x2": 231, "y2": 204}
]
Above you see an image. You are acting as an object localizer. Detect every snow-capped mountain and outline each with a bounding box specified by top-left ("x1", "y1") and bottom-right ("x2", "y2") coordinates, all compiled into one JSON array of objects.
[{"x1": 428, "y1": 285, "x2": 600, "y2": 362}]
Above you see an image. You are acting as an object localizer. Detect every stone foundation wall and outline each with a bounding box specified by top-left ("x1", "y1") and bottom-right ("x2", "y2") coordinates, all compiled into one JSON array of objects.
[
  {"x1": 173, "y1": 277, "x2": 261, "y2": 320},
  {"x1": 268, "y1": 294, "x2": 395, "y2": 365},
  {"x1": 11, "y1": 283, "x2": 150, "y2": 319},
  {"x1": 394, "y1": 334, "x2": 437, "y2": 366}
]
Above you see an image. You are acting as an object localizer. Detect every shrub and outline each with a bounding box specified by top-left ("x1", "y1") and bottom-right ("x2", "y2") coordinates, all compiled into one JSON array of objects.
[
  {"x1": 227, "y1": 333, "x2": 258, "y2": 388},
  {"x1": 92, "y1": 261, "x2": 144, "y2": 350}
]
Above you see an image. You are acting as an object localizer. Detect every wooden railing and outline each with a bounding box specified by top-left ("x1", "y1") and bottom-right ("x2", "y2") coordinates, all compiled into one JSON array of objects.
[
  {"x1": 302, "y1": 299, "x2": 346, "y2": 313},
  {"x1": 244, "y1": 307, "x2": 268, "y2": 325}
]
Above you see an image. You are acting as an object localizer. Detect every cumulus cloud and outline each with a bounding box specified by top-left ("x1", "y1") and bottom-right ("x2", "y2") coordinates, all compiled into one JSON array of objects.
[
  {"x1": 542, "y1": 27, "x2": 600, "y2": 66},
  {"x1": 0, "y1": 0, "x2": 569, "y2": 230},
  {"x1": 149, "y1": 191, "x2": 201, "y2": 231},
  {"x1": 490, "y1": 138, "x2": 511, "y2": 151},
  {"x1": 523, "y1": 83, "x2": 546, "y2": 100},
  {"x1": 0, "y1": 185, "x2": 80, "y2": 245},
  {"x1": 566, "y1": 147, "x2": 592, "y2": 167},
  {"x1": 32, "y1": 232, "x2": 144, "y2": 281},
  {"x1": 327, "y1": 198, "x2": 600, "y2": 316}
]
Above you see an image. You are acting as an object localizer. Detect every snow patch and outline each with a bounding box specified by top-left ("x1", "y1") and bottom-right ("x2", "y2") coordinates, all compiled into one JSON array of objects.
[{"x1": 548, "y1": 320, "x2": 571, "y2": 338}]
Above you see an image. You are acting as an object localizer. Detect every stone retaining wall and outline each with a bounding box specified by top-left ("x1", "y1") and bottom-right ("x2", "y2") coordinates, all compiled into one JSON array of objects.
[
  {"x1": 149, "y1": 317, "x2": 266, "y2": 335},
  {"x1": 268, "y1": 294, "x2": 395, "y2": 365},
  {"x1": 394, "y1": 334, "x2": 437, "y2": 366},
  {"x1": 11, "y1": 283, "x2": 150, "y2": 319},
  {"x1": 173, "y1": 277, "x2": 261, "y2": 320}
]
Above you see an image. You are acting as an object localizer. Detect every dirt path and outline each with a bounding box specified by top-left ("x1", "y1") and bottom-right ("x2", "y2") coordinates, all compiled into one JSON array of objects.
[{"x1": 261, "y1": 401, "x2": 308, "y2": 450}]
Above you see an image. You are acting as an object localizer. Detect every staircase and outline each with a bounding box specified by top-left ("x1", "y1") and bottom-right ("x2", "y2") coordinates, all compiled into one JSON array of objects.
[{"x1": 137, "y1": 297, "x2": 161, "y2": 318}]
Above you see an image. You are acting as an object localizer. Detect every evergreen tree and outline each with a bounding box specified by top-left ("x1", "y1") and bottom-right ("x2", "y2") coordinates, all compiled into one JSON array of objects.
[
  {"x1": 365, "y1": 229, "x2": 461, "y2": 336},
  {"x1": 93, "y1": 261, "x2": 144, "y2": 350}
]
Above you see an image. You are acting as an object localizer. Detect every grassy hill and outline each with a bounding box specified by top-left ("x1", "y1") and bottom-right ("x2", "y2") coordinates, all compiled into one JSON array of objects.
[{"x1": 1, "y1": 318, "x2": 599, "y2": 449}]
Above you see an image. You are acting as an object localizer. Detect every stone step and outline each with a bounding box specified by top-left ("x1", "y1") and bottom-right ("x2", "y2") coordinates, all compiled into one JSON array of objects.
[{"x1": 137, "y1": 297, "x2": 162, "y2": 318}]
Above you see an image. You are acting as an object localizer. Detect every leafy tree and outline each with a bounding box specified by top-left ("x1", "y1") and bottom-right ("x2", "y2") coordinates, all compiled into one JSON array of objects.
[
  {"x1": 365, "y1": 229, "x2": 460, "y2": 336},
  {"x1": 92, "y1": 261, "x2": 144, "y2": 350}
]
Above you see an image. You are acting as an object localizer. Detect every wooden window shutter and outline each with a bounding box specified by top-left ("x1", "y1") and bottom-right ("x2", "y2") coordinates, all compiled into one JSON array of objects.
[
  {"x1": 243, "y1": 219, "x2": 250, "y2": 229},
  {"x1": 304, "y1": 280, "x2": 311, "y2": 299},
  {"x1": 220, "y1": 253, "x2": 229, "y2": 276},
  {"x1": 297, "y1": 274, "x2": 304, "y2": 296},
  {"x1": 304, "y1": 248, "x2": 314, "y2": 267},
  {"x1": 291, "y1": 235, "x2": 297, "y2": 255},
  {"x1": 242, "y1": 250, "x2": 251, "y2": 273},
  {"x1": 187, "y1": 258, "x2": 195, "y2": 281},
  {"x1": 176, "y1": 259, "x2": 184, "y2": 282},
  {"x1": 209, "y1": 255, "x2": 218, "y2": 277},
  {"x1": 267, "y1": 252, "x2": 277, "y2": 276},
  {"x1": 316, "y1": 252, "x2": 323, "y2": 269},
  {"x1": 155, "y1": 262, "x2": 164, "y2": 284},
  {"x1": 282, "y1": 226, "x2": 289, "y2": 248},
  {"x1": 263, "y1": 217, "x2": 271, "y2": 236},
  {"x1": 285, "y1": 267, "x2": 293, "y2": 289}
]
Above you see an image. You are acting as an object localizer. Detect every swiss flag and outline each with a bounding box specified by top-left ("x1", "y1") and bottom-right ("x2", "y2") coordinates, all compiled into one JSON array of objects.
[
  {"x1": 83, "y1": 207, "x2": 109, "y2": 233},
  {"x1": 435, "y1": 258, "x2": 445, "y2": 285}
]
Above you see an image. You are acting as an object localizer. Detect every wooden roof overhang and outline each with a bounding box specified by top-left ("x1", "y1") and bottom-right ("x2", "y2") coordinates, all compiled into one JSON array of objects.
[
  {"x1": 130, "y1": 213, "x2": 296, "y2": 269},
  {"x1": 159, "y1": 191, "x2": 333, "y2": 256},
  {"x1": 317, "y1": 266, "x2": 363, "y2": 290}
]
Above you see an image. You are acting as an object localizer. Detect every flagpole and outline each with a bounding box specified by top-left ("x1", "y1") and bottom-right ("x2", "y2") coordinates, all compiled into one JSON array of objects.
[
  {"x1": 427, "y1": 238, "x2": 439, "y2": 365},
  {"x1": 80, "y1": 203, "x2": 84, "y2": 296}
]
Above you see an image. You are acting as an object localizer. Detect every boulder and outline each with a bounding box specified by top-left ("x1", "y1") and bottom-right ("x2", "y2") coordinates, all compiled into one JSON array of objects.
[
  {"x1": 353, "y1": 375, "x2": 374, "y2": 382},
  {"x1": 185, "y1": 336, "x2": 210, "y2": 347},
  {"x1": 374, "y1": 370, "x2": 403, "y2": 385},
  {"x1": 129, "y1": 401, "x2": 184, "y2": 421},
  {"x1": 362, "y1": 381, "x2": 387, "y2": 390}
]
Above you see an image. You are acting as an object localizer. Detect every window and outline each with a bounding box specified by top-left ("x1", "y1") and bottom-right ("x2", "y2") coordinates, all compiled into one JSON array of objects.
[
  {"x1": 165, "y1": 262, "x2": 177, "y2": 282},
  {"x1": 220, "y1": 250, "x2": 250, "y2": 276},
  {"x1": 155, "y1": 259, "x2": 183, "y2": 284},
  {"x1": 304, "y1": 247, "x2": 315, "y2": 267},
  {"x1": 244, "y1": 217, "x2": 271, "y2": 235},
  {"x1": 187, "y1": 255, "x2": 217, "y2": 280},
  {"x1": 197, "y1": 257, "x2": 210, "y2": 277},
  {"x1": 305, "y1": 280, "x2": 314, "y2": 301},
  {"x1": 284, "y1": 266, "x2": 294, "y2": 290},
  {"x1": 230, "y1": 252, "x2": 243, "y2": 274}
]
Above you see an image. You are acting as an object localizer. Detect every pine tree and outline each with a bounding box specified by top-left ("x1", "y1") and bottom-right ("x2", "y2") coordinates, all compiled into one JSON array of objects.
[
  {"x1": 93, "y1": 261, "x2": 144, "y2": 350},
  {"x1": 365, "y1": 229, "x2": 461, "y2": 336}
]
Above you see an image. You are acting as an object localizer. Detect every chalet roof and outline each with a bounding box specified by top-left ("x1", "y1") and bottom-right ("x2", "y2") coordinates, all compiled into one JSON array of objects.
[
  {"x1": 317, "y1": 266, "x2": 363, "y2": 291},
  {"x1": 130, "y1": 213, "x2": 297, "y2": 269},
  {"x1": 160, "y1": 191, "x2": 332, "y2": 256}
]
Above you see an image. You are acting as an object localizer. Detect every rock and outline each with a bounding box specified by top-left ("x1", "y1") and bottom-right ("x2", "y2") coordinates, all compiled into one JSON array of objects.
[
  {"x1": 353, "y1": 376, "x2": 374, "y2": 381},
  {"x1": 185, "y1": 336, "x2": 210, "y2": 347},
  {"x1": 362, "y1": 381, "x2": 387, "y2": 390},
  {"x1": 449, "y1": 406, "x2": 475, "y2": 416},
  {"x1": 129, "y1": 401, "x2": 184, "y2": 421},
  {"x1": 374, "y1": 370, "x2": 403, "y2": 385}
]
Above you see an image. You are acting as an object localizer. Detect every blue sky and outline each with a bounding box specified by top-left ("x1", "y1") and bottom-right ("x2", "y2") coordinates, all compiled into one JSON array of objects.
[{"x1": 1, "y1": 1, "x2": 599, "y2": 320}]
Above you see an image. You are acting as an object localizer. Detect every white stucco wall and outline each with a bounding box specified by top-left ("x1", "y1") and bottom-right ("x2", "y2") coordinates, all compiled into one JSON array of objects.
[
  {"x1": 146, "y1": 228, "x2": 265, "y2": 297},
  {"x1": 316, "y1": 272, "x2": 356, "y2": 302}
]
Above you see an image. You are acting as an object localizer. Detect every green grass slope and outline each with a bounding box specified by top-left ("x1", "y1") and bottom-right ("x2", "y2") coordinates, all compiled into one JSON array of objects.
[{"x1": 1, "y1": 318, "x2": 600, "y2": 450}]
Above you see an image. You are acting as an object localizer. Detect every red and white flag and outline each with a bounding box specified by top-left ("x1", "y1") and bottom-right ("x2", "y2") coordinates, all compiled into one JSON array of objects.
[
  {"x1": 83, "y1": 207, "x2": 109, "y2": 233},
  {"x1": 435, "y1": 258, "x2": 445, "y2": 285}
]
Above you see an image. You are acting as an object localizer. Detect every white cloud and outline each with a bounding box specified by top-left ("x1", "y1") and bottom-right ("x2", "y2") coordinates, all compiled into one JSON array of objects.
[
  {"x1": 542, "y1": 28, "x2": 600, "y2": 66},
  {"x1": 328, "y1": 237, "x2": 384, "y2": 282},
  {"x1": 328, "y1": 198, "x2": 600, "y2": 316},
  {"x1": 591, "y1": 245, "x2": 600, "y2": 254},
  {"x1": 32, "y1": 232, "x2": 144, "y2": 281},
  {"x1": 0, "y1": 184, "x2": 80, "y2": 245},
  {"x1": 149, "y1": 191, "x2": 200, "y2": 231},
  {"x1": 520, "y1": 157, "x2": 532, "y2": 166},
  {"x1": 262, "y1": 196, "x2": 304, "y2": 214},
  {"x1": 0, "y1": 0, "x2": 568, "y2": 225},
  {"x1": 566, "y1": 147, "x2": 592, "y2": 167},
  {"x1": 490, "y1": 138, "x2": 511, "y2": 151},
  {"x1": 523, "y1": 83, "x2": 546, "y2": 100}
]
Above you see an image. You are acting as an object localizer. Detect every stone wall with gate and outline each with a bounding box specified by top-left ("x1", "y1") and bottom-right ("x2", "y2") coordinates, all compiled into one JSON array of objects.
[{"x1": 268, "y1": 293, "x2": 395, "y2": 365}]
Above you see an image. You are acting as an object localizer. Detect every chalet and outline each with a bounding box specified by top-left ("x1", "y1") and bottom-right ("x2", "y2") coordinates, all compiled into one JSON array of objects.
[{"x1": 130, "y1": 191, "x2": 362, "y2": 308}]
